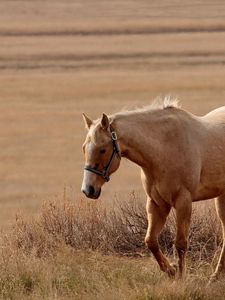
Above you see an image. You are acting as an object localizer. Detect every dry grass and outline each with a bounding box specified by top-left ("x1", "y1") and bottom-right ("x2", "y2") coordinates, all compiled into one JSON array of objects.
[
  {"x1": 10, "y1": 192, "x2": 222, "y2": 261},
  {"x1": 0, "y1": 192, "x2": 224, "y2": 299}
]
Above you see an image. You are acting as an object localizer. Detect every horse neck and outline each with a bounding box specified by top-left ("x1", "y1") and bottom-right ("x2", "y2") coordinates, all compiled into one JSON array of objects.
[{"x1": 112, "y1": 112, "x2": 158, "y2": 168}]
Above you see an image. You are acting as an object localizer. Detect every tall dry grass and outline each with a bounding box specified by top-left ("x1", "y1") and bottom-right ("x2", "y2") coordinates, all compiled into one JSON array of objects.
[
  {"x1": 7, "y1": 192, "x2": 222, "y2": 263},
  {"x1": 0, "y1": 192, "x2": 224, "y2": 299}
]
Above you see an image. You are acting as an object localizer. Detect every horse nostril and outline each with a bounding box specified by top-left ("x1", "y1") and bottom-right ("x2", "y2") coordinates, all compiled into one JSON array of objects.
[
  {"x1": 88, "y1": 185, "x2": 95, "y2": 196},
  {"x1": 82, "y1": 185, "x2": 97, "y2": 198}
]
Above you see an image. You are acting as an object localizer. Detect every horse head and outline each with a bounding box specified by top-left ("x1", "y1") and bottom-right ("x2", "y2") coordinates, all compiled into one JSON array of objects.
[{"x1": 81, "y1": 113, "x2": 121, "y2": 199}]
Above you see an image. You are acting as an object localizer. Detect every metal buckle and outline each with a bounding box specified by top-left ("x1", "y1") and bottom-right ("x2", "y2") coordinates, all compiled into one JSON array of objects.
[
  {"x1": 103, "y1": 175, "x2": 110, "y2": 182},
  {"x1": 111, "y1": 131, "x2": 117, "y2": 140}
]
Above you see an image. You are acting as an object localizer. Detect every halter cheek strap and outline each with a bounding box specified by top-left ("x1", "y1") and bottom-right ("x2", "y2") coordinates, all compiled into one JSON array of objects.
[{"x1": 84, "y1": 128, "x2": 121, "y2": 182}]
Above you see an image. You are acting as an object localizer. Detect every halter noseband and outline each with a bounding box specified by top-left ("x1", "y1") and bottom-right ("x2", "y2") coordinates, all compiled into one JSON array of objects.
[{"x1": 84, "y1": 128, "x2": 121, "y2": 182}]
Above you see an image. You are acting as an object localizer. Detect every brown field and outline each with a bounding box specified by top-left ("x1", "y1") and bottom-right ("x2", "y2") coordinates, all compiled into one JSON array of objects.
[{"x1": 1, "y1": 0, "x2": 225, "y2": 298}]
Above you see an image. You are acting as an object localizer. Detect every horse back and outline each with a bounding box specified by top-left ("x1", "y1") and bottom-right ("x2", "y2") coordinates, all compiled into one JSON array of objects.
[{"x1": 203, "y1": 106, "x2": 225, "y2": 123}]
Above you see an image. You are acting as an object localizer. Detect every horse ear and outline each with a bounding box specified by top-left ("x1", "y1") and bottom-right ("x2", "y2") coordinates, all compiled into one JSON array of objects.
[
  {"x1": 82, "y1": 113, "x2": 92, "y2": 130},
  {"x1": 101, "y1": 113, "x2": 109, "y2": 130}
]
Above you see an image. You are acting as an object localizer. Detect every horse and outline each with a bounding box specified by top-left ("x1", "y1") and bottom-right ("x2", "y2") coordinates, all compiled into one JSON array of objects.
[{"x1": 81, "y1": 98, "x2": 225, "y2": 280}]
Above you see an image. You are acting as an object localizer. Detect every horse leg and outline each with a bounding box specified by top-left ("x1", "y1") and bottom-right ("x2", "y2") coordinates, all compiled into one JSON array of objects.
[
  {"x1": 174, "y1": 190, "x2": 192, "y2": 278},
  {"x1": 211, "y1": 195, "x2": 225, "y2": 280},
  {"x1": 145, "y1": 197, "x2": 176, "y2": 277}
]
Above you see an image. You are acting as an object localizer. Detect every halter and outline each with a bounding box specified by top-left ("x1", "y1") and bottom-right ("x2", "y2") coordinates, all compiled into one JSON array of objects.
[{"x1": 84, "y1": 127, "x2": 121, "y2": 182}]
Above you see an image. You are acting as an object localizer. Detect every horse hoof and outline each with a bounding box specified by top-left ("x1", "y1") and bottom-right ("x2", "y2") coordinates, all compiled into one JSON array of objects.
[
  {"x1": 171, "y1": 263, "x2": 178, "y2": 272},
  {"x1": 167, "y1": 264, "x2": 177, "y2": 278}
]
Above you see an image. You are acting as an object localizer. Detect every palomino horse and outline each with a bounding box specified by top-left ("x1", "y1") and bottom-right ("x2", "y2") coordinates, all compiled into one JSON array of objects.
[{"x1": 81, "y1": 98, "x2": 225, "y2": 280}]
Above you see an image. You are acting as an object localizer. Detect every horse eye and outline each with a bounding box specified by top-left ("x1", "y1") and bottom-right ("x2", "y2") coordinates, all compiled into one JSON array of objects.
[{"x1": 100, "y1": 149, "x2": 106, "y2": 154}]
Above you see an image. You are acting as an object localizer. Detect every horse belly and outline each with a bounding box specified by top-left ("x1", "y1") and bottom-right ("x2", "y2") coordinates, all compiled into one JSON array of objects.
[
  {"x1": 193, "y1": 123, "x2": 225, "y2": 201},
  {"x1": 194, "y1": 165, "x2": 225, "y2": 201},
  {"x1": 194, "y1": 184, "x2": 225, "y2": 201}
]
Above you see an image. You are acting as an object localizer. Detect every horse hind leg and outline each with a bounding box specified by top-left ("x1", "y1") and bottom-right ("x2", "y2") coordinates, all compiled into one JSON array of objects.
[
  {"x1": 174, "y1": 189, "x2": 192, "y2": 278},
  {"x1": 145, "y1": 197, "x2": 176, "y2": 277},
  {"x1": 211, "y1": 195, "x2": 225, "y2": 280}
]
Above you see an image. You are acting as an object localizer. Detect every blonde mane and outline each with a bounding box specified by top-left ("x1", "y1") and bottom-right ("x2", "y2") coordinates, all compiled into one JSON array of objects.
[
  {"x1": 150, "y1": 96, "x2": 180, "y2": 109},
  {"x1": 112, "y1": 96, "x2": 180, "y2": 118}
]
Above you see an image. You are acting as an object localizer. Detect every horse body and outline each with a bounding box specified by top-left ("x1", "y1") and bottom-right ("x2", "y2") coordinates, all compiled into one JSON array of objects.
[
  {"x1": 114, "y1": 106, "x2": 225, "y2": 202},
  {"x1": 196, "y1": 108, "x2": 225, "y2": 200},
  {"x1": 82, "y1": 100, "x2": 225, "y2": 280}
]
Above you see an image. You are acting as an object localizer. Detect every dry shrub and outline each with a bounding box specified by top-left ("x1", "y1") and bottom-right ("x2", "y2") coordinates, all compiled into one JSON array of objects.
[
  {"x1": 7, "y1": 192, "x2": 222, "y2": 264},
  {"x1": 9, "y1": 192, "x2": 147, "y2": 257}
]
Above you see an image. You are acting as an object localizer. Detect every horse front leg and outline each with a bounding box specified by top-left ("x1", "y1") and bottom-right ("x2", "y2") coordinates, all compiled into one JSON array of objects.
[
  {"x1": 174, "y1": 189, "x2": 192, "y2": 278},
  {"x1": 145, "y1": 197, "x2": 176, "y2": 277}
]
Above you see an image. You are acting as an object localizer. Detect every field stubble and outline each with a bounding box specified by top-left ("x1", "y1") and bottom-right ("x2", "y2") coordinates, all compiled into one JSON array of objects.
[{"x1": 1, "y1": 0, "x2": 225, "y2": 228}]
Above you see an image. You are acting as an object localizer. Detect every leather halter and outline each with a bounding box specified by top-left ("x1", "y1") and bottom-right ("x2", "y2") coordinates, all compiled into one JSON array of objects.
[{"x1": 84, "y1": 127, "x2": 121, "y2": 182}]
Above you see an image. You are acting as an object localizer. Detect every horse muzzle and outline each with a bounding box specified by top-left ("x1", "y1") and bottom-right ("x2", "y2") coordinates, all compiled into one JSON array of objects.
[{"x1": 82, "y1": 185, "x2": 101, "y2": 199}]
